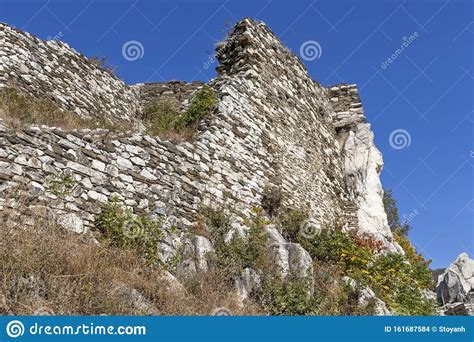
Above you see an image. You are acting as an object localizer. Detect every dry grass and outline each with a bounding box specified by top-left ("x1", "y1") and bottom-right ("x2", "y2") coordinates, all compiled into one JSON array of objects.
[
  {"x1": 141, "y1": 100, "x2": 197, "y2": 141},
  {"x1": 0, "y1": 208, "x2": 374, "y2": 316},
  {"x1": 0, "y1": 189, "x2": 375, "y2": 316},
  {"x1": 0, "y1": 87, "x2": 135, "y2": 132},
  {"x1": 0, "y1": 204, "x2": 261, "y2": 315},
  {"x1": 0, "y1": 88, "x2": 88, "y2": 130}
]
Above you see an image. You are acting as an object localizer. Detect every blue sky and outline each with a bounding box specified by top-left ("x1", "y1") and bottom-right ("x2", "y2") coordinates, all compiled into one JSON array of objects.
[{"x1": 0, "y1": 0, "x2": 472, "y2": 268}]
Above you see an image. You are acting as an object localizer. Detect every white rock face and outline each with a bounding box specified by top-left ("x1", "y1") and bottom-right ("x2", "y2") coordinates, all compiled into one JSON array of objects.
[
  {"x1": 343, "y1": 276, "x2": 392, "y2": 315},
  {"x1": 236, "y1": 268, "x2": 261, "y2": 303},
  {"x1": 177, "y1": 235, "x2": 214, "y2": 278},
  {"x1": 342, "y1": 123, "x2": 402, "y2": 253},
  {"x1": 193, "y1": 235, "x2": 214, "y2": 272},
  {"x1": 266, "y1": 226, "x2": 314, "y2": 281},
  {"x1": 437, "y1": 252, "x2": 474, "y2": 304}
]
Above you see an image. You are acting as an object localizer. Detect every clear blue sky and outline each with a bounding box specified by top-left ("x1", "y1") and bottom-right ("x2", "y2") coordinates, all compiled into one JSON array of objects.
[{"x1": 1, "y1": 0, "x2": 472, "y2": 268}]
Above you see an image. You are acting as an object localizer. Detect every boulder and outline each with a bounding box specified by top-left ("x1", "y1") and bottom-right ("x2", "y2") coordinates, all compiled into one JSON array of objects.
[
  {"x1": 436, "y1": 253, "x2": 474, "y2": 304},
  {"x1": 236, "y1": 268, "x2": 261, "y2": 303},
  {"x1": 192, "y1": 235, "x2": 213, "y2": 272},
  {"x1": 57, "y1": 213, "x2": 85, "y2": 234},
  {"x1": 266, "y1": 226, "x2": 314, "y2": 283},
  {"x1": 159, "y1": 270, "x2": 186, "y2": 295},
  {"x1": 343, "y1": 276, "x2": 392, "y2": 316},
  {"x1": 177, "y1": 235, "x2": 214, "y2": 278}
]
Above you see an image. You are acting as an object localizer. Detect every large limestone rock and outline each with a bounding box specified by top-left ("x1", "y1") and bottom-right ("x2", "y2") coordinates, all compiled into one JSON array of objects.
[
  {"x1": 342, "y1": 123, "x2": 402, "y2": 253},
  {"x1": 266, "y1": 226, "x2": 314, "y2": 280},
  {"x1": 177, "y1": 235, "x2": 214, "y2": 278},
  {"x1": 236, "y1": 268, "x2": 261, "y2": 303},
  {"x1": 343, "y1": 276, "x2": 392, "y2": 315},
  {"x1": 436, "y1": 253, "x2": 474, "y2": 304},
  {"x1": 329, "y1": 84, "x2": 401, "y2": 253}
]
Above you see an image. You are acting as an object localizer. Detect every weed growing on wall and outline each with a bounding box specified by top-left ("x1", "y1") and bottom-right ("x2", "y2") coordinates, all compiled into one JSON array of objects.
[
  {"x1": 143, "y1": 85, "x2": 217, "y2": 139},
  {"x1": 94, "y1": 197, "x2": 164, "y2": 265}
]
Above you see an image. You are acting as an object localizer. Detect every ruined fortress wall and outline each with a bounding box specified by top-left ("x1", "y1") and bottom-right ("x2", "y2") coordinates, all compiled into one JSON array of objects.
[
  {"x1": 207, "y1": 19, "x2": 349, "y2": 227},
  {"x1": 133, "y1": 81, "x2": 205, "y2": 112},
  {"x1": 0, "y1": 19, "x2": 400, "y2": 254},
  {"x1": 328, "y1": 83, "x2": 366, "y2": 128},
  {"x1": 0, "y1": 23, "x2": 139, "y2": 121}
]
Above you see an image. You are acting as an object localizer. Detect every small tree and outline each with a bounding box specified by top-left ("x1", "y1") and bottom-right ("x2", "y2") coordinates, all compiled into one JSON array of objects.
[{"x1": 383, "y1": 189, "x2": 410, "y2": 236}]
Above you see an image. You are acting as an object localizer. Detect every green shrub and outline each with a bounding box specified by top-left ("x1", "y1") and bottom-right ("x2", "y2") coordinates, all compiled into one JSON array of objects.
[
  {"x1": 198, "y1": 200, "x2": 435, "y2": 316},
  {"x1": 278, "y1": 209, "x2": 308, "y2": 242},
  {"x1": 143, "y1": 85, "x2": 217, "y2": 139},
  {"x1": 261, "y1": 185, "x2": 284, "y2": 217},
  {"x1": 383, "y1": 189, "x2": 410, "y2": 236},
  {"x1": 256, "y1": 276, "x2": 317, "y2": 315},
  {"x1": 394, "y1": 233, "x2": 434, "y2": 289},
  {"x1": 255, "y1": 272, "x2": 375, "y2": 316},
  {"x1": 174, "y1": 85, "x2": 217, "y2": 129},
  {"x1": 94, "y1": 197, "x2": 164, "y2": 264},
  {"x1": 294, "y1": 224, "x2": 436, "y2": 315},
  {"x1": 143, "y1": 101, "x2": 180, "y2": 136},
  {"x1": 48, "y1": 174, "x2": 78, "y2": 196},
  {"x1": 202, "y1": 206, "x2": 268, "y2": 279},
  {"x1": 368, "y1": 252, "x2": 435, "y2": 315}
]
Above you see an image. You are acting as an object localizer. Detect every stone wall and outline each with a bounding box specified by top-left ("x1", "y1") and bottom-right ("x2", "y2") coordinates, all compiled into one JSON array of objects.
[
  {"x1": 0, "y1": 22, "x2": 140, "y2": 122},
  {"x1": 210, "y1": 18, "x2": 348, "y2": 232},
  {"x1": 328, "y1": 83, "x2": 366, "y2": 129},
  {"x1": 133, "y1": 81, "x2": 205, "y2": 112},
  {"x1": 0, "y1": 18, "x2": 401, "y2": 260}
]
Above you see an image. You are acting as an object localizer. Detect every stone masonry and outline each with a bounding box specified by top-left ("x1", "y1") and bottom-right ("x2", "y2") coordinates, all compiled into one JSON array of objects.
[
  {"x1": 0, "y1": 18, "x2": 402, "y2": 267},
  {"x1": 0, "y1": 22, "x2": 140, "y2": 122}
]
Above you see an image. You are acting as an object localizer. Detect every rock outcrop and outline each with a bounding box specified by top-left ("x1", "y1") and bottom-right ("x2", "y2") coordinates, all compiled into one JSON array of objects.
[
  {"x1": 329, "y1": 84, "x2": 402, "y2": 253},
  {"x1": 437, "y1": 253, "x2": 474, "y2": 304}
]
